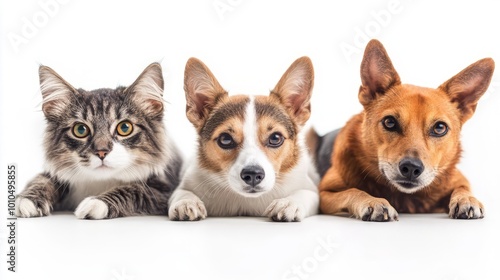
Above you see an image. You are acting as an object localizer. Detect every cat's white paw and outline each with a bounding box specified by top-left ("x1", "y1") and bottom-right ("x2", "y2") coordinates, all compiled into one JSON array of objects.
[
  {"x1": 169, "y1": 198, "x2": 207, "y2": 221},
  {"x1": 264, "y1": 198, "x2": 305, "y2": 222},
  {"x1": 74, "y1": 197, "x2": 109, "y2": 219},
  {"x1": 15, "y1": 197, "x2": 50, "y2": 218}
]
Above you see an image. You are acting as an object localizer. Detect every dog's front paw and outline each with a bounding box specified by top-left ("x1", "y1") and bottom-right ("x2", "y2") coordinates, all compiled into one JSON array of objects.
[
  {"x1": 169, "y1": 199, "x2": 207, "y2": 221},
  {"x1": 449, "y1": 195, "x2": 484, "y2": 219},
  {"x1": 15, "y1": 197, "x2": 51, "y2": 218},
  {"x1": 355, "y1": 198, "x2": 398, "y2": 222},
  {"x1": 264, "y1": 198, "x2": 304, "y2": 222},
  {"x1": 74, "y1": 197, "x2": 109, "y2": 219}
]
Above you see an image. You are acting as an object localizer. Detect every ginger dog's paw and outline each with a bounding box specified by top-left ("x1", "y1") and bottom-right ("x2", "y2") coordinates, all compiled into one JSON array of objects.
[
  {"x1": 264, "y1": 198, "x2": 304, "y2": 222},
  {"x1": 15, "y1": 197, "x2": 51, "y2": 218},
  {"x1": 169, "y1": 199, "x2": 207, "y2": 221},
  {"x1": 449, "y1": 196, "x2": 484, "y2": 219},
  {"x1": 356, "y1": 199, "x2": 398, "y2": 222},
  {"x1": 74, "y1": 197, "x2": 109, "y2": 219}
]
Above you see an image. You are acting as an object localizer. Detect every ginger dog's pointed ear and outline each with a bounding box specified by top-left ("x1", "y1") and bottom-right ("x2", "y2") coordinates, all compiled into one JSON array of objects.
[
  {"x1": 184, "y1": 58, "x2": 227, "y2": 129},
  {"x1": 271, "y1": 56, "x2": 314, "y2": 126},
  {"x1": 438, "y1": 58, "x2": 495, "y2": 122},
  {"x1": 359, "y1": 39, "x2": 401, "y2": 107}
]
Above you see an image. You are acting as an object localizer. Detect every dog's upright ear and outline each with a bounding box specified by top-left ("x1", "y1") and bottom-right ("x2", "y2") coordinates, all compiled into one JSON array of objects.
[
  {"x1": 438, "y1": 58, "x2": 495, "y2": 122},
  {"x1": 271, "y1": 56, "x2": 314, "y2": 126},
  {"x1": 184, "y1": 58, "x2": 227, "y2": 129},
  {"x1": 359, "y1": 39, "x2": 401, "y2": 107}
]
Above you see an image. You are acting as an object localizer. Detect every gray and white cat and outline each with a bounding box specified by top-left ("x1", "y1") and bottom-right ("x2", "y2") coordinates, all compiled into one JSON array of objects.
[{"x1": 15, "y1": 63, "x2": 182, "y2": 219}]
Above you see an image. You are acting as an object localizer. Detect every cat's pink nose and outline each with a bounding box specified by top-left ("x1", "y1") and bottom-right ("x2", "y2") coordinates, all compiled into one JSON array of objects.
[{"x1": 95, "y1": 150, "x2": 109, "y2": 160}]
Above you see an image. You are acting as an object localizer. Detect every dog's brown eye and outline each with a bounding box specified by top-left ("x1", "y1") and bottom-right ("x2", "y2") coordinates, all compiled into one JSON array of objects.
[
  {"x1": 382, "y1": 116, "x2": 399, "y2": 132},
  {"x1": 268, "y1": 132, "x2": 284, "y2": 148},
  {"x1": 431, "y1": 122, "x2": 448, "y2": 137},
  {"x1": 217, "y1": 133, "x2": 237, "y2": 149}
]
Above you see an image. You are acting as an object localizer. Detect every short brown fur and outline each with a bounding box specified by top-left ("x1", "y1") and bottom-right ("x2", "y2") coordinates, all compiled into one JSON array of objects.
[
  {"x1": 185, "y1": 57, "x2": 313, "y2": 179},
  {"x1": 255, "y1": 96, "x2": 301, "y2": 175},
  {"x1": 319, "y1": 40, "x2": 494, "y2": 221}
]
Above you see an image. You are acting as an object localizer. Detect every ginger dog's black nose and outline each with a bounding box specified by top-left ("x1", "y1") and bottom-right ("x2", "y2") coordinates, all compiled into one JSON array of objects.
[
  {"x1": 241, "y1": 166, "x2": 265, "y2": 187},
  {"x1": 399, "y1": 158, "x2": 424, "y2": 180}
]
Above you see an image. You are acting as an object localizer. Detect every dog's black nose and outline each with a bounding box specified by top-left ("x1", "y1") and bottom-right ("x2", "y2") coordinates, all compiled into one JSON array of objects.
[
  {"x1": 240, "y1": 166, "x2": 265, "y2": 187},
  {"x1": 399, "y1": 158, "x2": 424, "y2": 180}
]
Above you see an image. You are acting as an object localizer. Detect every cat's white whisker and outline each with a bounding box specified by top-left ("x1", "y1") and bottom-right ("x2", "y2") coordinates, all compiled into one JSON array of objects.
[{"x1": 18, "y1": 63, "x2": 183, "y2": 219}]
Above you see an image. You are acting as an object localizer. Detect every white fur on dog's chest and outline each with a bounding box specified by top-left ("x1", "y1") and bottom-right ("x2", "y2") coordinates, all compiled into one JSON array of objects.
[
  {"x1": 183, "y1": 156, "x2": 317, "y2": 217},
  {"x1": 204, "y1": 188, "x2": 285, "y2": 216}
]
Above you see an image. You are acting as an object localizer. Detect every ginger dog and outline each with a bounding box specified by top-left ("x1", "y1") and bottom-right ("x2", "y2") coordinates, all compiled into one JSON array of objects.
[{"x1": 313, "y1": 39, "x2": 494, "y2": 221}]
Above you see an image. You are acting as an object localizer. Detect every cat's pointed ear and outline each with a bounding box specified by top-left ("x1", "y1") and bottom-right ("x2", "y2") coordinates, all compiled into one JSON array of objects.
[
  {"x1": 127, "y1": 62, "x2": 164, "y2": 116},
  {"x1": 359, "y1": 39, "x2": 401, "y2": 107},
  {"x1": 271, "y1": 56, "x2": 314, "y2": 126},
  {"x1": 39, "y1": 65, "x2": 77, "y2": 118},
  {"x1": 184, "y1": 58, "x2": 227, "y2": 129},
  {"x1": 438, "y1": 58, "x2": 495, "y2": 123}
]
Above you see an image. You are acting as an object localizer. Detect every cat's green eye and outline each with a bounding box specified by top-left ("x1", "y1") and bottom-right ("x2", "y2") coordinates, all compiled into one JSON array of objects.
[
  {"x1": 117, "y1": 121, "x2": 133, "y2": 136},
  {"x1": 72, "y1": 123, "x2": 90, "y2": 138}
]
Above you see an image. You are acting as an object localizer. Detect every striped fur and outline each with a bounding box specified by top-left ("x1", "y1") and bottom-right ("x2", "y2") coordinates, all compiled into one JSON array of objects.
[{"x1": 16, "y1": 63, "x2": 182, "y2": 219}]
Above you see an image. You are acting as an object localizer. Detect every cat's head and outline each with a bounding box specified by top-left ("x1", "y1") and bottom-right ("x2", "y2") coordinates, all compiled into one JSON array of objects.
[{"x1": 39, "y1": 63, "x2": 170, "y2": 183}]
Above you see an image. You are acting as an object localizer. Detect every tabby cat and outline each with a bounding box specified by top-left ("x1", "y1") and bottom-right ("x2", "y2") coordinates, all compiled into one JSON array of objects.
[{"x1": 15, "y1": 63, "x2": 182, "y2": 219}]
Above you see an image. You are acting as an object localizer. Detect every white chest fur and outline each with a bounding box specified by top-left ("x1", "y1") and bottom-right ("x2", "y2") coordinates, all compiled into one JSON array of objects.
[
  {"x1": 57, "y1": 179, "x2": 122, "y2": 210},
  {"x1": 181, "y1": 152, "x2": 318, "y2": 217}
]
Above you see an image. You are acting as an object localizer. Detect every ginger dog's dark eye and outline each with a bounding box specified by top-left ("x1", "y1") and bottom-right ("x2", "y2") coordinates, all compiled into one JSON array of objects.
[
  {"x1": 217, "y1": 133, "x2": 237, "y2": 149},
  {"x1": 382, "y1": 116, "x2": 399, "y2": 132},
  {"x1": 431, "y1": 122, "x2": 448, "y2": 137},
  {"x1": 267, "y1": 132, "x2": 284, "y2": 148}
]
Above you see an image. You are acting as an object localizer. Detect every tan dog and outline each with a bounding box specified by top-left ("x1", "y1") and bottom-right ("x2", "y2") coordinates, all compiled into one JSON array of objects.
[
  {"x1": 312, "y1": 39, "x2": 494, "y2": 221},
  {"x1": 168, "y1": 57, "x2": 319, "y2": 222}
]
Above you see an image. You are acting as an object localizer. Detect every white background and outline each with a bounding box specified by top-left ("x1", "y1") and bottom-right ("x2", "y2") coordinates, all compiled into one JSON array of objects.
[{"x1": 1, "y1": 0, "x2": 500, "y2": 279}]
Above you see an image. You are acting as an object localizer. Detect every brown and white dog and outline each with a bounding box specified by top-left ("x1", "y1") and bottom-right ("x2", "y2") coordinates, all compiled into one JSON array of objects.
[
  {"x1": 168, "y1": 57, "x2": 319, "y2": 222},
  {"x1": 312, "y1": 39, "x2": 494, "y2": 221}
]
